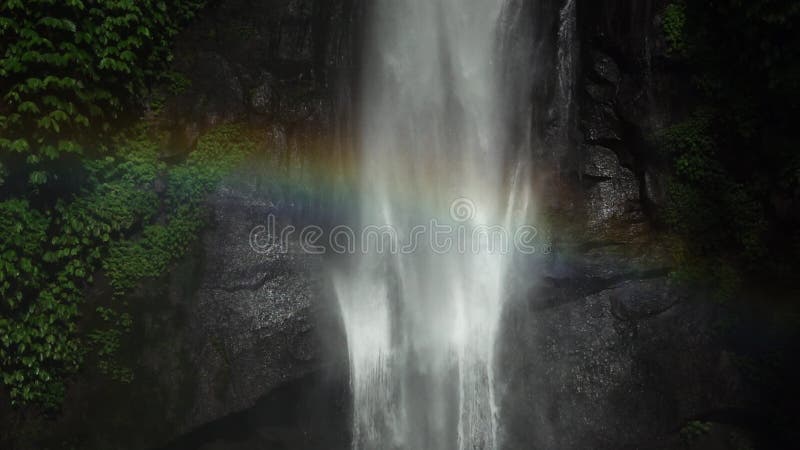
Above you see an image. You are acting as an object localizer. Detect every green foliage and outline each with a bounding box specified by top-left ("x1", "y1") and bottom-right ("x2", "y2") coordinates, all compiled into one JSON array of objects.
[
  {"x1": 680, "y1": 421, "x2": 712, "y2": 445},
  {"x1": 0, "y1": 0, "x2": 204, "y2": 189},
  {"x1": 0, "y1": 200, "x2": 75, "y2": 406},
  {"x1": 660, "y1": 113, "x2": 768, "y2": 300},
  {"x1": 86, "y1": 306, "x2": 134, "y2": 383},
  {"x1": 0, "y1": 0, "x2": 211, "y2": 408},
  {"x1": 660, "y1": 114, "x2": 767, "y2": 260},
  {"x1": 0, "y1": 124, "x2": 257, "y2": 408},
  {"x1": 663, "y1": 2, "x2": 688, "y2": 56},
  {"x1": 0, "y1": 131, "x2": 159, "y2": 406},
  {"x1": 104, "y1": 125, "x2": 255, "y2": 297},
  {"x1": 97, "y1": 125, "x2": 254, "y2": 381},
  {"x1": 0, "y1": 159, "x2": 163, "y2": 404},
  {"x1": 659, "y1": 1, "x2": 800, "y2": 295}
]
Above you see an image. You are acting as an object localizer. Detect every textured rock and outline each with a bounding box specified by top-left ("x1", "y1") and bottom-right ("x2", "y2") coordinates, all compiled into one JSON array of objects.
[
  {"x1": 591, "y1": 51, "x2": 622, "y2": 86},
  {"x1": 584, "y1": 145, "x2": 623, "y2": 179},
  {"x1": 275, "y1": 87, "x2": 330, "y2": 124},
  {"x1": 607, "y1": 278, "x2": 683, "y2": 321},
  {"x1": 156, "y1": 4, "x2": 362, "y2": 434},
  {"x1": 582, "y1": 146, "x2": 641, "y2": 227},
  {"x1": 190, "y1": 52, "x2": 247, "y2": 125},
  {"x1": 249, "y1": 77, "x2": 275, "y2": 115},
  {"x1": 25, "y1": 166, "x2": 348, "y2": 450},
  {"x1": 498, "y1": 242, "x2": 750, "y2": 450},
  {"x1": 585, "y1": 80, "x2": 616, "y2": 103},
  {"x1": 644, "y1": 169, "x2": 668, "y2": 206},
  {"x1": 582, "y1": 103, "x2": 624, "y2": 144},
  {"x1": 180, "y1": 181, "x2": 328, "y2": 432},
  {"x1": 165, "y1": 0, "x2": 358, "y2": 137}
]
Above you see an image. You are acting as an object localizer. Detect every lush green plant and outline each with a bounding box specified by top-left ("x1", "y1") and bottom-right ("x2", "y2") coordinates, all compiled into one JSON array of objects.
[
  {"x1": 660, "y1": 114, "x2": 767, "y2": 256},
  {"x1": 0, "y1": 0, "x2": 213, "y2": 409},
  {"x1": 0, "y1": 123, "x2": 257, "y2": 408},
  {"x1": 96, "y1": 125, "x2": 255, "y2": 381},
  {"x1": 86, "y1": 306, "x2": 134, "y2": 383},
  {"x1": 659, "y1": 1, "x2": 800, "y2": 295},
  {"x1": 663, "y1": 2, "x2": 688, "y2": 56},
  {"x1": 104, "y1": 125, "x2": 256, "y2": 297},
  {"x1": 0, "y1": 132, "x2": 159, "y2": 406},
  {"x1": 0, "y1": 0, "x2": 204, "y2": 191}
]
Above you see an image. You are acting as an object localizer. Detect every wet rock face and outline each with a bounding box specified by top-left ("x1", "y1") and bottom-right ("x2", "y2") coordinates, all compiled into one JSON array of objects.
[
  {"x1": 37, "y1": 166, "x2": 348, "y2": 450},
  {"x1": 573, "y1": 0, "x2": 684, "y2": 227},
  {"x1": 157, "y1": 3, "x2": 361, "y2": 435},
  {"x1": 590, "y1": 51, "x2": 622, "y2": 86},
  {"x1": 164, "y1": 0, "x2": 360, "y2": 150},
  {"x1": 582, "y1": 146, "x2": 641, "y2": 228},
  {"x1": 27, "y1": 2, "x2": 357, "y2": 448},
  {"x1": 607, "y1": 278, "x2": 683, "y2": 321},
  {"x1": 497, "y1": 241, "x2": 750, "y2": 450},
  {"x1": 180, "y1": 181, "x2": 328, "y2": 433},
  {"x1": 491, "y1": 4, "x2": 755, "y2": 447},
  {"x1": 249, "y1": 76, "x2": 275, "y2": 115}
]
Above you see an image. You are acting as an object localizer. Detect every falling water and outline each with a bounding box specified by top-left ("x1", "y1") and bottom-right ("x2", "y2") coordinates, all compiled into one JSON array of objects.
[{"x1": 333, "y1": 1, "x2": 538, "y2": 449}]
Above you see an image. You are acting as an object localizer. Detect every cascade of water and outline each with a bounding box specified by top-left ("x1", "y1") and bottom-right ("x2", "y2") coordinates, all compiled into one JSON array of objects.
[{"x1": 331, "y1": 1, "x2": 546, "y2": 448}]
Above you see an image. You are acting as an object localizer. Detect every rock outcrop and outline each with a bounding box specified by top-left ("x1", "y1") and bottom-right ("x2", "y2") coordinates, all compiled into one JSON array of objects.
[
  {"x1": 497, "y1": 234, "x2": 754, "y2": 449},
  {"x1": 156, "y1": 172, "x2": 350, "y2": 449},
  {"x1": 491, "y1": 3, "x2": 769, "y2": 448}
]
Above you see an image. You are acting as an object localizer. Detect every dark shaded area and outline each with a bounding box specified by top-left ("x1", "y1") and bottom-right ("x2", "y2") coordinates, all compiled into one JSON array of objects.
[
  {"x1": 500, "y1": 242, "x2": 800, "y2": 449},
  {"x1": 159, "y1": 371, "x2": 351, "y2": 450}
]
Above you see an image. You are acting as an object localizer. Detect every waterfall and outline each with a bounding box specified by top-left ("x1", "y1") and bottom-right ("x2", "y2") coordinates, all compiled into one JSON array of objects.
[{"x1": 332, "y1": 1, "x2": 545, "y2": 448}]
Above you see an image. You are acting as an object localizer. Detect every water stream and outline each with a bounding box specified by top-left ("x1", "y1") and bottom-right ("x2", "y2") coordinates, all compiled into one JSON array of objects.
[{"x1": 331, "y1": 1, "x2": 569, "y2": 448}]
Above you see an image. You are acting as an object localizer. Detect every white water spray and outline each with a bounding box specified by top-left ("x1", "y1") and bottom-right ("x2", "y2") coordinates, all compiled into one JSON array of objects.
[{"x1": 333, "y1": 1, "x2": 535, "y2": 449}]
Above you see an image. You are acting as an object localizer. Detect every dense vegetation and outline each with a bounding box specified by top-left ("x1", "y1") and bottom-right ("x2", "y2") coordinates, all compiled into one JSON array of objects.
[
  {"x1": 660, "y1": 0, "x2": 800, "y2": 298},
  {"x1": 0, "y1": 1, "x2": 263, "y2": 410},
  {"x1": 0, "y1": 0, "x2": 204, "y2": 193}
]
